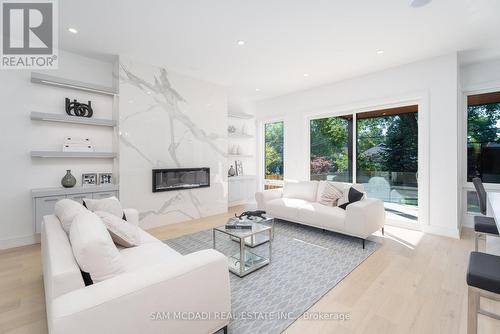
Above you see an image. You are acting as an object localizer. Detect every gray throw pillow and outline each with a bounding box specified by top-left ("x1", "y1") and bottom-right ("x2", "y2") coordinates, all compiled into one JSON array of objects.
[{"x1": 319, "y1": 182, "x2": 344, "y2": 206}]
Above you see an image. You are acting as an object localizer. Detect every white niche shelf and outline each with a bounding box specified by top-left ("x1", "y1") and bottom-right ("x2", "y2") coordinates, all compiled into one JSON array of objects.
[
  {"x1": 31, "y1": 151, "x2": 117, "y2": 159},
  {"x1": 31, "y1": 72, "x2": 118, "y2": 96},
  {"x1": 228, "y1": 133, "x2": 253, "y2": 139},
  {"x1": 228, "y1": 154, "x2": 254, "y2": 158},
  {"x1": 30, "y1": 111, "x2": 116, "y2": 127},
  {"x1": 228, "y1": 112, "x2": 254, "y2": 119}
]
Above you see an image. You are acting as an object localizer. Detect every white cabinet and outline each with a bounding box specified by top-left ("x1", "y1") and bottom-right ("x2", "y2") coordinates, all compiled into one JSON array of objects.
[
  {"x1": 32, "y1": 185, "x2": 119, "y2": 234},
  {"x1": 228, "y1": 176, "x2": 256, "y2": 206},
  {"x1": 92, "y1": 191, "x2": 118, "y2": 199},
  {"x1": 67, "y1": 193, "x2": 87, "y2": 204},
  {"x1": 34, "y1": 195, "x2": 66, "y2": 234}
]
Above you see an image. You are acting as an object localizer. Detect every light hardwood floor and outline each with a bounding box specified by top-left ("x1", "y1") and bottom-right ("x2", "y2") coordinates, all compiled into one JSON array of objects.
[{"x1": 1, "y1": 206, "x2": 499, "y2": 334}]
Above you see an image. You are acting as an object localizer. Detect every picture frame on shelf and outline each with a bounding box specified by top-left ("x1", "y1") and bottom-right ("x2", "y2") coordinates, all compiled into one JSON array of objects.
[
  {"x1": 99, "y1": 173, "x2": 113, "y2": 185},
  {"x1": 235, "y1": 160, "x2": 243, "y2": 176},
  {"x1": 82, "y1": 173, "x2": 98, "y2": 186}
]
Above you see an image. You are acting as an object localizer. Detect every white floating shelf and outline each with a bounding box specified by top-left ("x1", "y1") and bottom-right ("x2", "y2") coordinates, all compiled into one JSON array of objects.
[
  {"x1": 228, "y1": 154, "x2": 254, "y2": 158},
  {"x1": 228, "y1": 133, "x2": 254, "y2": 139},
  {"x1": 31, "y1": 112, "x2": 116, "y2": 127},
  {"x1": 228, "y1": 175, "x2": 256, "y2": 181},
  {"x1": 31, "y1": 72, "x2": 118, "y2": 96},
  {"x1": 31, "y1": 151, "x2": 117, "y2": 159},
  {"x1": 228, "y1": 112, "x2": 254, "y2": 119}
]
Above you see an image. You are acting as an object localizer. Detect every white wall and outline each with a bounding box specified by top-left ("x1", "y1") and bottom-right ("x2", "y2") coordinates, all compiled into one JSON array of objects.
[
  {"x1": 256, "y1": 54, "x2": 460, "y2": 238},
  {"x1": 461, "y1": 59, "x2": 500, "y2": 92},
  {"x1": 0, "y1": 50, "x2": 115, "y2": 249},
  {"x1": 119, "y1": 58, "x2": 228, "y2": 229}
]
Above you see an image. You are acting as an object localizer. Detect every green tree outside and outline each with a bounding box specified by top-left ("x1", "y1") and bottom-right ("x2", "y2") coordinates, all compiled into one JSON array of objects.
[
  {"x1": 310, "y1": 117, "x2": 350, "y2": 181},
  {"x1": 265, "y1": 122, "x2": 284, "y2": 178},
  {"x1": 467, "y1": 103, "x2": 500, "y2": 181}
]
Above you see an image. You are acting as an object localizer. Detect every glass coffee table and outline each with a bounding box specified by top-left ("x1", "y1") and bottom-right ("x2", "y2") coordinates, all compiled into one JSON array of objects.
[
  {"x1": 230, "y1": 215, "x2": 274, "y2": 248},
  {"x1": 213, "y1": 223, "x2": 272, "y2": 277}
]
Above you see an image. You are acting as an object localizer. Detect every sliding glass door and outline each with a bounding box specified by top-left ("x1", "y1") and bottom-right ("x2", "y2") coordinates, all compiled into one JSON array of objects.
[
  {"x1": 309, "y1": 105, "x2": 419, "y2": 223},
  {"x1": 357, "y1": 106, "x2": 418, "y2": 221}
]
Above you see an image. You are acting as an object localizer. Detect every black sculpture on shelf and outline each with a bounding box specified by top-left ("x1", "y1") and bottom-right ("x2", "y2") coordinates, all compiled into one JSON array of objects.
[{"x1": 65, "y1": 98, "x2": 93, "y2": 117}]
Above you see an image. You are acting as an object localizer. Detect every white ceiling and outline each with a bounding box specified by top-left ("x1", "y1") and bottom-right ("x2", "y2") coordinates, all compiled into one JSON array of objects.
[{"x1": 59, "y1": 0, "x2": 500, "y2": 100}]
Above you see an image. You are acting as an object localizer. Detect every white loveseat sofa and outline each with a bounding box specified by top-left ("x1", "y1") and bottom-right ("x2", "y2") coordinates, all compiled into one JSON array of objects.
[
  {"x1": 42, "y1": 207, "x2": 231, "y2": 334},
  {"x1": 256, "y1": 180, "x2": 385, "y2": 247}
]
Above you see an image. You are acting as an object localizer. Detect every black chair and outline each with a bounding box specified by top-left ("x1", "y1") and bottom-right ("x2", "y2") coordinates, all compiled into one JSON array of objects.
[
  {"x1": 466, "y1": 252, "x2": 500, "y2": 333},
  {"x1": 472, "y1": 177, "x2": 499, "y2": 251}
]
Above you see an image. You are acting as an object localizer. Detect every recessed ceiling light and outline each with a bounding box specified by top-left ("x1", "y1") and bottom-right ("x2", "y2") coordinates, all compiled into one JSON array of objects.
[
  {"x1": 376, "y1": 50, "x2": 384, "y2": 55},
  {"x1": 303, "y1": 73, "x2": 310, "y2": 77},
  {"x1": 409, "y1": 0, "x2": 432, "y2": 8},
  {"x1": 237, "y1": 40, "x2": 245, "y2": 46},
  {"x1": 255, "y1": 88, "x2": 261, "y2": 92},
  {"x1": 68, "y1": 28, "x2": 78, "y2": 34}
]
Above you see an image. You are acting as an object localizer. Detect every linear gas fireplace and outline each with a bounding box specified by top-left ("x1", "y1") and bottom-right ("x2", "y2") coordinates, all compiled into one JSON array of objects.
[{"x1": 152, "y1": 168, "x2": 210, "y2": 192}]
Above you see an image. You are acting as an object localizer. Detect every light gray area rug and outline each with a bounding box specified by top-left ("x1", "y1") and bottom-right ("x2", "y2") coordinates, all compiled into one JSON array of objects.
[{"x1": 164, "y1": 219, "x2": 379, "y2": 334}]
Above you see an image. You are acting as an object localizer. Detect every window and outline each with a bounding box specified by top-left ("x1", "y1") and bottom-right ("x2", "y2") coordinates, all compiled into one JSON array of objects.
[
  {"x1": 264, "y1": 121, "x2": 284, "y2": 189},
  {"x1": 467, "y1": 91, "x2": 500, "y2": 183},
  {"x1": 310, "y1": 116, "x2": 353, "y2": 182}
]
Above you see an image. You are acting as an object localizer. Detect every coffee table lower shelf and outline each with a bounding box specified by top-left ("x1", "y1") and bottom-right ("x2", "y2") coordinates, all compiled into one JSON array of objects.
[
  {"x1": 213, "y1": 222, "x2": 273, "y2": 277},
  {"x1": 230, "y1": 232, "x2": 271, "y2": 248},
  {"x1": 228, "y1": 250, "x2": 270, "y2": 277}
]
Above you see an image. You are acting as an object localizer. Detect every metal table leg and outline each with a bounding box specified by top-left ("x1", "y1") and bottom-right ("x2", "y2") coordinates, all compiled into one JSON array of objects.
[
  {"x1": 269, "y1": 228, "x2": 272, "y2": 261},
  {"x1": 213, "y1": 229, "x2": 216, "y2": 249},
  {"x1": 240, "y1": 237, "x2": 245, "y2": 276}
]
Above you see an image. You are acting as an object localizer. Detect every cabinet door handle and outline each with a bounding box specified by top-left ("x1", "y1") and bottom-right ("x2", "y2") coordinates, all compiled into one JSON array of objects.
[{"x1": 44, "y1": 198, "x2": 60, "y2": 202}]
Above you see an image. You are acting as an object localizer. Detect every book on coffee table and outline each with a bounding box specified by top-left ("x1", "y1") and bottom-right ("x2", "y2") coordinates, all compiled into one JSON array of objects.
[{"x1": 225, "y1": 217, "x2": 252, "y2": 229}]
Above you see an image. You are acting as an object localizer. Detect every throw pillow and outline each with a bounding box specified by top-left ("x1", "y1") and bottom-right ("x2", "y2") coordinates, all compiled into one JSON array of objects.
[
  {"x1": 319, "y1": 182, "x2": 344, "y2": 206},
  {"x1": 95, "y1": 211, "x2": 141, "y2": 248},
  {"x1": 69, "y1": 212, "x2": 125, "y2": 283},
  {"x1": 54, "y1": 199, "x2": 89, "y2": 234},
  {"x1": 338, "y1": 186, "x2": 364, "y2": 210},
  {"x1": 83, "y1": 196, "x2": 125, "y2": 220}
]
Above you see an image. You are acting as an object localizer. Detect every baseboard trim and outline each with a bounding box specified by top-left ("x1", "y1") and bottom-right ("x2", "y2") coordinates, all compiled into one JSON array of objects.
[
  {"x1": 461, "y1": 220, "x2": 473, "y2": 228},
  {"x1": 140, "y1": 207, "x2": 229, "y2": 230},
  {"x1": 0, "y1": 234, "x2": 40, "y2": 250},
  {"x1": 140, "y1": 219, "x2": 179, "y2": 230},
  {"x1": 228, "y1": 200, "x2": 248, "y2": 207},
  {"x1": 422, "y1": 225, "x2": 460, "y2": 239}
]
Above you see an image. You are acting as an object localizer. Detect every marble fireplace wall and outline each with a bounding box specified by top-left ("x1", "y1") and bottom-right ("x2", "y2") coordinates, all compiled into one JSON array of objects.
[{"x1": 119, "y1": 58, "x2": 228, "y2": 229}]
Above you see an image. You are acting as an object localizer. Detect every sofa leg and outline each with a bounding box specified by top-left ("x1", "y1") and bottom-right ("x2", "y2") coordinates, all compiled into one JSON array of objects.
[
  {"x1": 362, "y1": 239, "x2": 365, "y2": 249},
  {"x1": 382, "y1": 227, "x2": 385, "y2": 236}
]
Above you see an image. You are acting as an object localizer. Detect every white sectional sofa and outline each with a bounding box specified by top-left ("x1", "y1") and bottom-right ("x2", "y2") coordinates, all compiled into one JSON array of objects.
[
  {"x1": 42, "y1": 206, "x2": 230, "y2": 334},
  {"x1": 256, "y1": 180, "x2": 385, "y2": 247}
]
